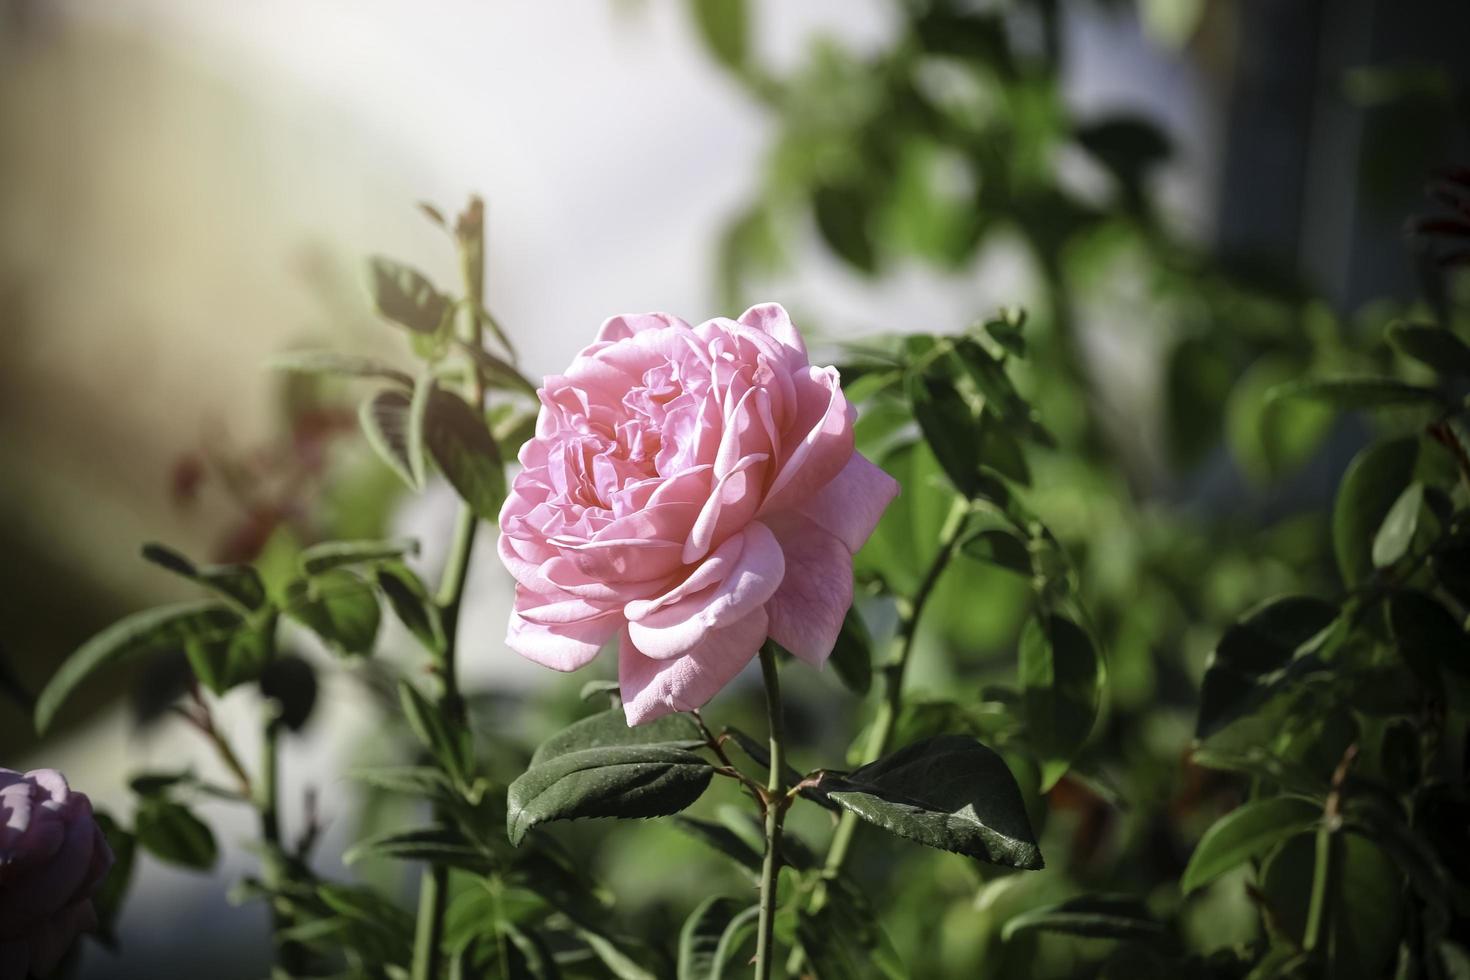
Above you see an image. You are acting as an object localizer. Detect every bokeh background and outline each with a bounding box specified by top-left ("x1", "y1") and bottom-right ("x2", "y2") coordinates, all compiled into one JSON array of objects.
[{"x1": 2, "y1": 1, "x2": 1468, "y2": 977}]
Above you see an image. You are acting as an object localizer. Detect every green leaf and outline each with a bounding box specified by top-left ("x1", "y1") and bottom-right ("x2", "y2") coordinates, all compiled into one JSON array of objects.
[
  {"x1": 458, "y1": 340, "x2": 538, "y2": 397},
  {"x1": 579, "y1": 680, "x2": 622, "y2": 703},
  {"x1": 90, "y1": 810, "x2": 135, "y2": 946},
  {"x1": 906, "y1": 366, "x2": 982, "y2": 497},
  {"x1": 671, "y1": 816, "x2": 762, "y2": 879},
  {"x1": 502, "y1": 923, "x2": 562, "y2": 980},
  {"x1": 360, "y1": 388, "x2": 423, "y2": 491},
  {"x1": 259, "y1": 654, "x2": 317, "y2": 732},
  {"x1": 188, "y1": 614, "x2": 275, "y2": 696},
  {"x1": 1335, "y1": 437, "x2": 1420, "y2": 586},
  {"x1": 344, "y1": 826, "x2": 496, "y2": 874},
  {"x1": 1371, "y1": 481, "x2": 1424, "y2": 568},
  {"x1": 422, "y1": 385, "x2": 507, "y2": 521},
  {"x1": 1197, "y1": 595, "x2": 1337, "y2": 739},
  {"x1": 812, "y1": 182, "x2": 877, "y2": 274},
  {"x1": 376, "y1": 562, "x2": 444, "y2": 654},
  {"x1": 368, "y1": 256, "x2": 450, "y2": 334},
  {"x1": 952, "y1": 338, "x2": 1056, "y2": 448},
  {"x1": 407, "y1": 371, "x2": 435, "y2": 490},
  {"x1": 268, "y1": 349, "x2": 413, "y2": 388},
  {"x1": 828, "y1": 607, "x2": 873, "y2": 696},
  {"x1": 1269, "y1": 377, "x2": 1445, "y2": 409},
  {"x1": 1388, "y1": 321, "x2": 1470, "y2": 377},
  {"x1": 687, "y1": 0, "x2": 748, "y2": 71},
  {"x1": 506, "y1": 745, "x2": 715, "y2": 846},
  {"x1": 135, "y1": 799, "x2": 218, "y2": 870},
  {"x1": 35, "y1": 601, "x2": 243, "y2": 734},
  {"x1": 1182, "y1": 797, "x2": 1322, "y2": 893},
  {"x1": 816, "y1": 734, "x2": 1042, "y2": 868},
  {"x1": 140, "y1": 543, "x2": 267, "y2": 610},
  {"x1": 284, "y1": 570, "x2": 380, "y2": 657},
  {"x1": 530, "y1": 707, "x2": 704, "y2": 766},
  {"x1": 1001, "y1": 894, "x2": 1167, "y2": 943},
  {"x1": 299, "y1": 538, "x2": 419, "y2": 576},
  {"x1": 983, "y1": 311, "x2": 1027, "y2": 358},
  {"x1": 1019, "y1": 613, "x2": 1102, "y2": 789},
  {"x1": 398, "y1": 680, "x2": 472, "y2": 783},
  {"x1": 679, "y1": 896, "x2": 753, "y2": 980},
  {"x1": 961, "y1": 528, "x2": 1032, "y2": 576},
  {"x1": 578, "y1": 929, "x2": 663, "y2": 980},
  {"x1": 349, "y1": 765, "x2": 455, "y2": 801},
  {"x1": 1389, "y1": 590, "x2": 1470, "y2": 685}
]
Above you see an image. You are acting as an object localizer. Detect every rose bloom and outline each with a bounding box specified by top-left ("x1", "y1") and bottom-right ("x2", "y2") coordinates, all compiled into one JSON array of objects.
[
  {"x1": 0, "y1": 769, "x2": 113, "y2": 980},
  {"x1": 498, "y1": 303, "x2": 899, "y2": 724}
]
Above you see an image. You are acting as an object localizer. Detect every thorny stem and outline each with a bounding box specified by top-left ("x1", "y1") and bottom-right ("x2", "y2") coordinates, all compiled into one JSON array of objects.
[
  {"x1": 754, "y1": 643, "x2": 789, "y2": 980},
  {"x1": 411, "y1": 197, "x2": 488, "y2": 980},
  {"x1": 692, "y1": 710, "x2": 768, "y2": 804}
]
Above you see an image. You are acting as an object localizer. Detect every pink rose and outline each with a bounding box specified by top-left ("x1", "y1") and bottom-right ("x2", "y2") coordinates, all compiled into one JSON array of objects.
[
  {"x1": 498, "y1": 303, "x2": 899, "y2": 724},
  {"x1": 0, "y1": 769, "x2": 113, "y2": 980}
]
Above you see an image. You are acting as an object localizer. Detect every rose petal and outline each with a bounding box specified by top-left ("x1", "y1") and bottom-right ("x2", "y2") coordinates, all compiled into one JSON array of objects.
[
  {"x1": 629, "y1": 522, "x2": 784, "y2": 659},
  {"x1": 619, "y1": 608, "x2": 769, "y2": 725},
  {"x1": 595, "y1": 312, "x2": 691, "y2": 343},
  {"x1": 759, "y1": 366, "x2": 854, "y2": 516},
  {"x1": 506, "y1": 588, "x2": 622, "y2": 671},
  {"x1": 737, "y1": 302, "x2": 808, "y2": 367},
  {"x1": 765, "y1": 514, "x2": 854, "y2": 666},
  {"x1": 797, "y1": 452, "x2": 901, "y2": 554}
]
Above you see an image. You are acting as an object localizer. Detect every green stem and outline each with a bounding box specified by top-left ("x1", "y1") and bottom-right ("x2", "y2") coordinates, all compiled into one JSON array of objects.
[
  {"x1": 411, "y1": 197, "x2": 488, "y2": 980},
  {"x1": 258, "y1": 704, "x2": 304, "y2": 973},
  {"x1": 754, "y1": 643, "x2": 788, "y2": 980},
  {"x1": 787, "y1": 497, "x2": 970, "y2": 976}
]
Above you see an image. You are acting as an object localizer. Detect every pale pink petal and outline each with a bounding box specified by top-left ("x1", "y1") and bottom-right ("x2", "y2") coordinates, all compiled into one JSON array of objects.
[
  {"x1": 682, "y1": 453, "x2": 769, "y2": 565},
  {"x1": 506, "y1": 605, "x2": 621, "y2": 672},
  {"x1": 760, "y1": 366, "x2": 855, "y2": 516},
  {"x1": 595, "y1": 312, "x2": 691, "y2": 343},
  {"x1": 629, "y1": 522, "x2": 784, "y2": 659},
  {"x1": 797, "y1": 452, "x2": 901, "y2": 554},
  {"x1": 765, "y1": 514, "x2": 853, "y2": 666},
  {"x1": 619, "y1": 607, "x2": 769, "y2": 725},
  {"x1": 737, "y1": 302, "x2": 808, "y2": 367}
]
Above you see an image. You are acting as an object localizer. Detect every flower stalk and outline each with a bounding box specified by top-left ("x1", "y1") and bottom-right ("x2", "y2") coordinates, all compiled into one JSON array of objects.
[{"x1": 754, "y1": 641, "x2": 789, "y2": 980}]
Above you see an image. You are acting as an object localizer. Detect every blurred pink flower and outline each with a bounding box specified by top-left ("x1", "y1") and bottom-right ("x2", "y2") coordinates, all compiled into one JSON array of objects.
[
  {"x1": 0, "y1": 769, "x2": 113, "y2": 980},
  {"x1": 498, "y1": 303, "x2": 898, "y2": 724}
]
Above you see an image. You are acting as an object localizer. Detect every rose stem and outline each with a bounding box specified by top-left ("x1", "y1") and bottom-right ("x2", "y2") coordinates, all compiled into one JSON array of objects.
[
  {"x1": 754, "y1": 641, "x2": 789, "y2": 980},
  {"x1": 787, "y1": 495, "x2": 970, "y2": 975},
  {"x1": 258, "y1": 698, "x2": 305, "y2": 972},
  {"x1": 411, "y1": 196, "x2": 488, "y2": 980}
]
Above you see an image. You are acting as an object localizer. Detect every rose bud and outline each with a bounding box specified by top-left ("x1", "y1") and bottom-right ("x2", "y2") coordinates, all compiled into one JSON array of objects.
[
  {"x1": 0, "y1": 769, "x2": 114, "y2": 979},
  {"x1": 498, "y1": 303, "x2": 899, "y2": 724}
]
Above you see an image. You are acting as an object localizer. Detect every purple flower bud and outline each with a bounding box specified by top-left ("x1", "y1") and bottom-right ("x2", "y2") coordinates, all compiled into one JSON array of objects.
[{"x1": 0, "y1": 769, "x2": 113, "y2": 980}]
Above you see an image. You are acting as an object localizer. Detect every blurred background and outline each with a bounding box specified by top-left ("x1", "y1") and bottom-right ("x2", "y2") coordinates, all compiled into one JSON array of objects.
[{"x1": 2, "y1": 0, "x2": 1468, "y2": 976}]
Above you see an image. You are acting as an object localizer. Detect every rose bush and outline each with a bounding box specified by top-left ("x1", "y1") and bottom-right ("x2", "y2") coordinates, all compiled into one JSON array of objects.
[
  {"x1": 0, "y1": 769, "x2": 112, "y2": 980},
  {"x1": 498, "y1": 303, "x2": 898, "y2": 723}
]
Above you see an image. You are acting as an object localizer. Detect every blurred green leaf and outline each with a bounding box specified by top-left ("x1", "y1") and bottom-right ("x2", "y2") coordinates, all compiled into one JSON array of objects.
[
  {"x1": 1019, "y1": 613, "x2": 1101, "y2": 789},
  {"x1": 423, "y1": 385, "x2": 508, "y2": 521},
  {"x1": 299, "y1": 538, "x2": 419, "y2": 576},
  {"x1": 1388, "y1": 321, "x2": 1470, "y2": 377},
  {"x1": 1335, "y1": 437, "x2": 1420, "y2": 586},
  {"x1": 360, "y1": 388, "x2": 424, "y2": 491},
  {"x1": 828, "y1": 606, "x2": 873, "y2": 696},
  {"x1": 368, "y1": 256, "x2": 450, "y2": 334},
  {"x1": 140, "y1": 543, "x2": 267, "y2": 611},
  {"x1": 1269, "y1": 377, "x2": 1445, "y2": 410},
  {"x1": 678, "y1": 896, "x2": 754, "y2": 980},
  {"x1": 284, "y1": 570, "x2": 380, "y2": 657},
  {"x1": 135, "y1": 799, "x2": 217, "y2": 870},
  {"x1": 35, "y1": 601, "x2": 242, "y2": 734},
  {"x1": 268, "y1": 350, "x2": 414, "y2": 388},
  {"x1": 1371, "y1": 481, "x2": 1424, "y2": 568},
  {"x1": 687, "y1": 0, "x2": 748, "y2": 72},
  {"x1": 1001, "y1": 894, "x2": 1167, "y2": 943},
  {"x1": 1182, "y1": 797, "x2": 1321, "y2": 893}
]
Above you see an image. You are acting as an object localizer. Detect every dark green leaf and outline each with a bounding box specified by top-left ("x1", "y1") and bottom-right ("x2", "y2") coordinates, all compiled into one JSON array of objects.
[
  {"x1": 349, "y1": 765, "x2": 454, "y2": 800},
  {"x1": 1019, "y1": 613, "x2": 1102, "y2": 789},
  {"x1": 679, "y1": 896, "x2": 751, "y2": 980},
  {"x1": 188, "y1": 614, "x2": 274, "y2": 696},
  {"x1": 1075, "y1": 116, "x2": 1171, "y2": 195},
  {"x1": 1001, "y1": 894, "x2": 1167, "y2": 943},
  {"x1": 952, "y1": 338, "x2": 1056, "y2": 448},
  {"x1": 135, "y1": 799, "x2": 217, "y2": 870},
  {"x1": 398, "y1": 680, "x2": 472, "y2": 783},
  {"x1": 1335, "y1": 437, "x2": 1421, "y2": 586},
  {"x1": 284, "y1": 570, "x2": 380, "y2": 657},
  {"x1": 368, "y1": 256, "x2": 450, "y2": 334},
  {"x1": 360, "y1": 388, "x2": 423, "y2": 491},
  {"x1": 983, "y1": 311, "x2": 1027, "y2": 358},
  {"x1": 140, "y1": 544, "x2": 267, "y2": 610},
  {"x1": 906, "y1": 366, "x2": 982, "y2": 497},
  {"x1": 344, "y1": 826, "x2": 496, "y2": 874},
  {"x1": 1270, "y1": 377, "x2": 1445, "y2": 410},
  {"x1": 1389, "y1": 590, "x2": 1470, "y2": 685},
  {"x1": 35, "y1": 601, "x2": 242, "y2": 734},
  {"x1": 671, "y1": 816, "x2": 762, "y2": 879},
  {"x1": 531, "y1": 707, "x2": 704, "y2": 766},
  {"x1": 423, "y1": 385, "x2": 507, "y2": 521},
  {"x1": 268, "y1": 350, "x2": 413, "y2": 388},
  {"x1": 90, "y1": 810, "x2": 134, "y2": 945},
  {"x1": 816, "y1": 734, "x2": 1042, "y2": 867},
  {"x1": 1197, "y1": 595, "x2": 1338, "y2": 739},
  {"x1": 828, "y1": 607, "x2": 873, "y2": 696},
  {"x1": 579, "y1": 680, "x2": 622, "y2": 704},
  {"x1": 507, "y1": 745, "x2": 715, "y2": 845},
  {"x1": 1388, "y1": 321, "x2": 1470, "y2": 377},
  {"x1": 259, "y1": 654, "x2": 317, "y2": 732},
  {"x1": 812, "y1": 182, "x2": 877, "y2": 274},
  {"x1": 1182, "y1": 797, "x2": 1321, "y2": 893},
  {"x1": 1372, "y1": 481, "x2": 1424, "y2": 568},
  {"x1": 503, "y1": 923, "x2": 562, "y2": 980},
  {"x1": 458, "y1": 340, "x2": 538, "y2": 397},
  {"x1": 299, "y1": 538, "x2": 419, "y2": 576},
  {"x1": 376, "y1": 562, "x2": 443, "y2": 654},
  {"x1": 961, "y1": 528, "x2": 1032, "y2": 576},
  {"x1": 687, "y1": 0, "x2": 748, "y2": 71}
]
